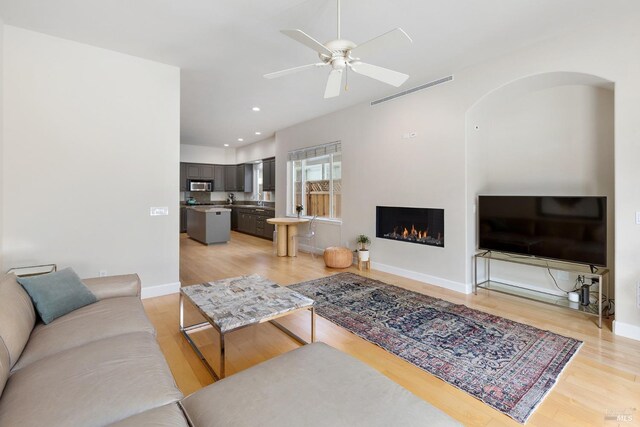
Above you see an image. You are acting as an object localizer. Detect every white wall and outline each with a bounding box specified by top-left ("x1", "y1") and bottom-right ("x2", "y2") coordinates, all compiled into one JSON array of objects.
[
  {"x1": 2, "y1": 26, "x2": 181, "y2": 293},
  {"x1": 236, "y1": 137, "x2": 276, "y2": 163},
  {"x1": 180, "y1": 143, "x2": 235, "y2": 164},
  {"x1": 180, "y1": 138, "x2": 276, "y2": 166},
  {"x1": 0, "y1": 20, "x2": 3, "y2": 270},
  {"x1": 276, "y1": 93, "x2": 468, "y2": 291},
  {"x1": 275, "y1": 15, "x2": 640, "y2": 338},
  {"x1": 467, "y1": 79, "x2": 614, "y2": 295}
]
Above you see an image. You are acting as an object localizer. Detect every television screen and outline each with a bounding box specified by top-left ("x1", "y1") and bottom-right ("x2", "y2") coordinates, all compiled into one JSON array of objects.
[{"x1": 478, "y1": 196, "x2": 607, "y2": 266}]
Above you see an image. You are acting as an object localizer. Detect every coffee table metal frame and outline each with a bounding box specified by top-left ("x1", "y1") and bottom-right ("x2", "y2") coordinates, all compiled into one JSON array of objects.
[{"x1": 179, "y1": 292, "x2": 315, "y2": 381}]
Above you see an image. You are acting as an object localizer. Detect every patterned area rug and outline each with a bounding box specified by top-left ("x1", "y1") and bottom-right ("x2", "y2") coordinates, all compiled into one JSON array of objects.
[{"x1": 289, "y1": 272, "x2": 582, "y2": 423}]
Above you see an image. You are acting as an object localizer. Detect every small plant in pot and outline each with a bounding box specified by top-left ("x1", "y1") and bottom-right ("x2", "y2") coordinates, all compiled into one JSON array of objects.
[
  {"x1": 295, "y1": 204, "x2": 304, "y2": 218},
  {"x1": 356, "y1": 234, "x2": 371, "y2": 261}
]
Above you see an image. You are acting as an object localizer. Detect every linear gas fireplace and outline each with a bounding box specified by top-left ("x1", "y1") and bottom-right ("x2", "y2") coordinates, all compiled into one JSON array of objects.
[{"x1": 376, "y1": 206, "x2": 444, "y2": 247}]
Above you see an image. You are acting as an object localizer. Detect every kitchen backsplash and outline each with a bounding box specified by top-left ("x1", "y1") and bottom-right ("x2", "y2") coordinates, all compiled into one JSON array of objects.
[{"x1": 180, "y1": 191, "x2": 275, "y2": 207}]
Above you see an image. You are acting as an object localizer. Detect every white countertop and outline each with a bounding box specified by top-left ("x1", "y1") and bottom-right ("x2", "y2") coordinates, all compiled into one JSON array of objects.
[{"x1": 186, "y1": 206, "x2": 232, "y2": 213}]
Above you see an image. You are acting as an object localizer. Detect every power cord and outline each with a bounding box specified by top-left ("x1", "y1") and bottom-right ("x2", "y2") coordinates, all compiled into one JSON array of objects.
[
  {"x1": 546, "y1": 262, "x2": 576, "y2": 294},
  {"x1": 608, "y1": 299, "x2": 615, "y2": 316}
]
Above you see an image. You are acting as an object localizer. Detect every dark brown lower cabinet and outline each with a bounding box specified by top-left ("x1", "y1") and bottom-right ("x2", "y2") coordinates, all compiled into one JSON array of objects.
[
  {"x1": 180, "y1": 207, "x2": 187, "y2": 233},
  {"x1": 238, "y1": 212, "x2": 257, "y2": 235},
  {"x1": 230, "y1": 208, "x2": 238, "y2": 230},
  {"x1": 234, "y1": 208, "x2": 274, "y2": 240}
]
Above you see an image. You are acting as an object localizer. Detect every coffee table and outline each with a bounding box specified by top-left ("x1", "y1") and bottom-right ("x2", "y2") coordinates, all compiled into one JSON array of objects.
[{"x1": 179, "y1": 274, "x2": 315, "y2": 380}]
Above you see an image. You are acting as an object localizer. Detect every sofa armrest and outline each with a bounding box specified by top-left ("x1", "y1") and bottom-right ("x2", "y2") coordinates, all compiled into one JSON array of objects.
[{"x1": 82, "y1": 274, "x2": 141, "y2": 300}]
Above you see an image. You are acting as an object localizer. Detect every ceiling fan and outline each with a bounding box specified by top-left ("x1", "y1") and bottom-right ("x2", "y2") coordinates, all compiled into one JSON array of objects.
[{"x1": 264, "y1": 0, "x2": 413, "y2": 98}]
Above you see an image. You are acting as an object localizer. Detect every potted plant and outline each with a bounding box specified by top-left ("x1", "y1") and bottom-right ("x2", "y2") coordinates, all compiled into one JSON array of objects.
[
  {"x1": 295, "y1": 204, "x2": 304, "y2": 218},
  {"x1": 356, "y1": 234, "x2": 371, "y2": 261}
]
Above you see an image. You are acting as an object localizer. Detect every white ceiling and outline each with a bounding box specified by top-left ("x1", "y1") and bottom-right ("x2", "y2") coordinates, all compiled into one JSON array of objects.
[{"x1": 0, "y1": 1, "x2": 635, "y2": 147}]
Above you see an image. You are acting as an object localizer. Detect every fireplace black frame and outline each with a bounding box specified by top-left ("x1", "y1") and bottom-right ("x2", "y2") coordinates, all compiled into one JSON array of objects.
[{"x1": 376, "y1": 206, "x2": 444, "y2": 248}]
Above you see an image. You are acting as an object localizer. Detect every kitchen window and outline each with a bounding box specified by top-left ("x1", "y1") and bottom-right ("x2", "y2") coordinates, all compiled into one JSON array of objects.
[
  {"x1": 253, "y1": 161, "x2": 263, "y2": 200},
  {"x1": 287, "y1": 142, "x2": 341, "y2": 220}
]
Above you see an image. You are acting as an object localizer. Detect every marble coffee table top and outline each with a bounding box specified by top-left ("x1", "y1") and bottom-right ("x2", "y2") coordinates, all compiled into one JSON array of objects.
[{"x1": 181, "y1": 274, "x2": 315, "y2": 333}]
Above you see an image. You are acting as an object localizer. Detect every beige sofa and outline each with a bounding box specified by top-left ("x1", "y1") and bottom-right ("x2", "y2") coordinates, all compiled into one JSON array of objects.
[{"x1": 0, "y1": 272, "x2": 460, "y2": 426}]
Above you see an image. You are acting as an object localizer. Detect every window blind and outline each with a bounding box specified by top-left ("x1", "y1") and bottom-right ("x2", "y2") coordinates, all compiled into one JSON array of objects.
[{"x1": 287, "y1": 141, "x2": 341, "y2": 161}]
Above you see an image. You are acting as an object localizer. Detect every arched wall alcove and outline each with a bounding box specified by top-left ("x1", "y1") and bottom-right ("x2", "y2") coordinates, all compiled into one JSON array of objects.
[{"x1": 465, "y1": 72, "x2": 615, "y2": 297}]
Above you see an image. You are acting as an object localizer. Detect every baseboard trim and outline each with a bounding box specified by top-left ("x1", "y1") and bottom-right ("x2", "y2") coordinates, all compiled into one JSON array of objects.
[
  {"x1": 141, "y1": 281, "x2": 181, "y2": 299},
  {"x1": 371, "y1": 261, "x2": 470, "y2": 294},
  {"x1": 613, "y1": 320, "x2": 640, "y2": 341}
]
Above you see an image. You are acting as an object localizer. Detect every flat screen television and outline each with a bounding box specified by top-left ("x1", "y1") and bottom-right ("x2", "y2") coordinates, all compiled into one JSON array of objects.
[{"x1": 478, "y1": 196, "x2": 607, "y2": 266}]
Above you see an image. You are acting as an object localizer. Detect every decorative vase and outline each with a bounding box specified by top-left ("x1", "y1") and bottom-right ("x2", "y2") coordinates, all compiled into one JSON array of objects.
[{"x1": 358, "y1": 249, "x2": 370, "y2": 262}]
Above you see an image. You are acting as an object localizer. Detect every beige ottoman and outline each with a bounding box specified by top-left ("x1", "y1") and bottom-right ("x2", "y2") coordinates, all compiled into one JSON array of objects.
[{"x1": 323, "y1": 247, "x2": 353, "y2": 268}]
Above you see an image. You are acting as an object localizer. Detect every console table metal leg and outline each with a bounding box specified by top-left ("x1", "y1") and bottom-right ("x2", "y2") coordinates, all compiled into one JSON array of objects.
[
  {"x1": 473, "y1": 255, "x2": 478, "y2": 295},
  {"x1": 598, "y1": 275, "x2": 603, "y2": 329}
]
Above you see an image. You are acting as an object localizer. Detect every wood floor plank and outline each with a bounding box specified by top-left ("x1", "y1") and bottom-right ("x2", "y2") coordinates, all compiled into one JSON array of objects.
[{"x1": 140, "y1": 232, "x2": 640, "y2": 426}]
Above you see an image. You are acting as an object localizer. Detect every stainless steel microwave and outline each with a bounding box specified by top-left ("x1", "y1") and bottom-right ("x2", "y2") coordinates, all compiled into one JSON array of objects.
[{"x1": 188, "y1": 180, "x2": 212, "y2": 192}]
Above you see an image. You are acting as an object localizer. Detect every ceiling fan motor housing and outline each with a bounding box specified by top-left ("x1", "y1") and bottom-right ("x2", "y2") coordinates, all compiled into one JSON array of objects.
[{"x1": 320, "y1": 39, "x2": 357, "y2": 68}]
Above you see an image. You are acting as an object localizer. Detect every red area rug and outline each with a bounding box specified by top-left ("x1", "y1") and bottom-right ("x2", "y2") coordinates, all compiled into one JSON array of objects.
[{"x1": 290, "y1": 272, "x2": 582, "y2": 423}]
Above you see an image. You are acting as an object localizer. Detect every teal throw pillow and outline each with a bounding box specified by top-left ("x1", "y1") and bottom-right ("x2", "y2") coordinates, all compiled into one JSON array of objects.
[{"x1": 18, "y1": 267, "x2": 97, "y2": 324}]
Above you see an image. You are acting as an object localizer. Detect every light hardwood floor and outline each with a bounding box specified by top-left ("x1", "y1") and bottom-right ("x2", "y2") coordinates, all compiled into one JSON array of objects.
[{"x1": 142, "y1": 232, "x2": 640, "y2": 427}]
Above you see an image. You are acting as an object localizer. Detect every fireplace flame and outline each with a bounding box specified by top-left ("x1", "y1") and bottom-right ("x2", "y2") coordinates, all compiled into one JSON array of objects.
[
  {"x1": 379, "y1": 208, "x2": 443, "y2": 246},
  {"x1": 387, "y1": 224, "x2": 440, "y2": 245}
]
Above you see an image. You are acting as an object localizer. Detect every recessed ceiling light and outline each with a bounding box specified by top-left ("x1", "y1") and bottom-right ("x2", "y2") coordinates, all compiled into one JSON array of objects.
[
  {"x1": 224, "y1": 144, "x2": 229, "y2": 147},
  {"x1": 255, "y1": 131, "x2": 262, "y2": 135},
  {"x1": 237, "y1": 138, "x2": 244, "y2": 142},
  {"x1": 252, "y1": 107, "x2": 260, "y2": 112}
]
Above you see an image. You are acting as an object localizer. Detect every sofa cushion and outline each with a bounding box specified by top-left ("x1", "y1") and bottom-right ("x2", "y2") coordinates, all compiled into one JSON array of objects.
[
  {"x1": 108, "y1": 403, "x2": 189, "y2": 427},
  {"x1": 0, "y1": 332, "x2": 183, "y2": 427},
  {"x1": 12, "y1": 296, "x2": 156, "y2": 371},
  {"x1": 181, "y1": 342, "x2": 460, "y2": 427},
  {"x1": 0, "y1": 338, "x2": 9, "y2": 399},
  {"x1": 17, "y1": 267, "x2": 97, "y2": 324},
  {"x1": 0, "y1": 274, "x2": 36, "y2": 369}
]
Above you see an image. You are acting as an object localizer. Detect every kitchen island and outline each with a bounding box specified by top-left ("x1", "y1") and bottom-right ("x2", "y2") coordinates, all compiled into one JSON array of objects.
[{"x1": 186, "y1": 206, "x2": 231, "y2": 245}]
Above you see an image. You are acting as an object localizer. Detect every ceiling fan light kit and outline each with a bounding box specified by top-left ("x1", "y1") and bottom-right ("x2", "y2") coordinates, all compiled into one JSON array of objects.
[{"x1": 264, "y1": 0, "x2": 413, "y2": 98}]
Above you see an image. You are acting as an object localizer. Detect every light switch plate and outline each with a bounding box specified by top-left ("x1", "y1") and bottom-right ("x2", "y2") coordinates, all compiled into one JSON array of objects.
[
  {"x1": 636, "y1": 211, "x2": 640, "y2": 225},
  {"x1": 150, "y1": 207, "x2": 169, "y2": 216}
]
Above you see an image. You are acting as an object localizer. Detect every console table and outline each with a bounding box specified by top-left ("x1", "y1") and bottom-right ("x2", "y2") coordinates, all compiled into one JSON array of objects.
[
  {"x1": 6, "y1": 264, "x2": 57, "y2": 277},
  {"x1": 474, "y1": 251, "x2": 609, "y2": 328}
]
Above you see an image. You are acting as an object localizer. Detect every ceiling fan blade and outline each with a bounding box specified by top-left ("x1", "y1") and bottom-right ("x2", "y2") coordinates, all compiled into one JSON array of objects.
[
  {"x1": 349, "y1": 28, "x2": 412, "y2": 60},
  {"x1": 324, "y1": 69, "x2": 343, "y2": 98},
  {"x1": 281, "y1": 29, "x2": 334, "y2": 56},
  {"x1": 264, "y1": 63, "x2": 327, "y2": 79},
  {"x1": 349, "y1": 62, "x2": 409, "y2": 87}
]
